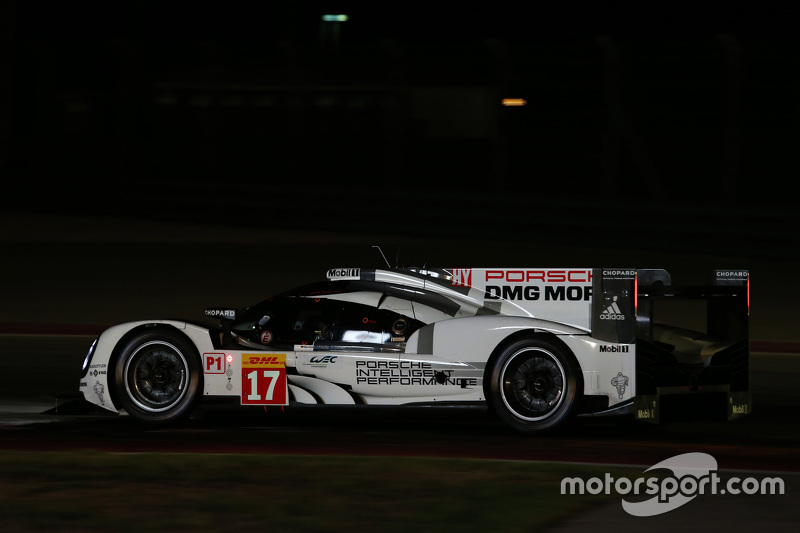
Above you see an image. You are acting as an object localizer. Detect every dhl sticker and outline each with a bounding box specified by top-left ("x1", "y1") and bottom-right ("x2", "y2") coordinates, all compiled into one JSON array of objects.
[{"x1": 243, "y1": 354, "x2": 286, "y2": 368}]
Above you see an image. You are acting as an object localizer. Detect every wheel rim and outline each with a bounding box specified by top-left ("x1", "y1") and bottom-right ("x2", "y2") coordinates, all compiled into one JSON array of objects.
[
  {"x1": 500, "y1": 347, "x2": 566, "y2": 421},
  {"x1": 124, "y1": 341, "x2": 189, "y2": 413}
]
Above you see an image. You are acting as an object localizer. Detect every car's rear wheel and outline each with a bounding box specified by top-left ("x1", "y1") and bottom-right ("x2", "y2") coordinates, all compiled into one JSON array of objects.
[
  {"x1": 487, "y1": 337, "x2": 580, "y2": 433},
  {"x1": 113, "y1": 329, "x2": 202, "y2": 423}
]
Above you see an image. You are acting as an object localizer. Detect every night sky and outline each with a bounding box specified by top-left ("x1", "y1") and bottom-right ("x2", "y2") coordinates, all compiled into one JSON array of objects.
[
  {"x1": 3, "y1": 1, "x2": 799, "y2": 250},
  {"x1": 13, "y1": 2, "x2": 797, "y2": 43}
]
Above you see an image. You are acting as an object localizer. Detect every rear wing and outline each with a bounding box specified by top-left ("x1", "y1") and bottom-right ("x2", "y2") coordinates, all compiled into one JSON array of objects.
[
  {"x1": 591, "y1": 268, "x2": 749, "y2": 344},
  {"x1": 635, "y1": 269, "x2": 749, "y2": 342}
]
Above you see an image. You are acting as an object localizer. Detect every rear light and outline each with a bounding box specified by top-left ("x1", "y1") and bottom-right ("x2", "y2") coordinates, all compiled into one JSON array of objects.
[{"x1": 747, "y1": 276, "x2": 750, "y2": 315}]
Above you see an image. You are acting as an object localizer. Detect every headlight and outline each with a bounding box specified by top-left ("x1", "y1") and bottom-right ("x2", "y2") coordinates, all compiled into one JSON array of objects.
[{"x1": 81, "y1": 338, "x2": 98, "y2": 376}]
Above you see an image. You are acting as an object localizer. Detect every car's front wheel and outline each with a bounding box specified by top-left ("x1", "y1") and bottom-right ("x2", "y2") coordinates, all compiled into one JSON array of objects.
[
  {"x1": 487, "y1": 337, "x2": 581, "y2": 433},
  {"x1": 113, "y1": 329, "x2": 202, "y2": 423}
]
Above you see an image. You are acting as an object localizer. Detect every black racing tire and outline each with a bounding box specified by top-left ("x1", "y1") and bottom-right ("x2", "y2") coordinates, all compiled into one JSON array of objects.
[
  {"x1": 486, "y1": 337, "x2": 581, "y2": 433},
  {"x1": 113, "y1": 328, "x2": 202, "y2": 423}
]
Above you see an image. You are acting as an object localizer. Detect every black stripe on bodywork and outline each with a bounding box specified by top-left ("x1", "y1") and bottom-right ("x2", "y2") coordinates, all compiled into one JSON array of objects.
[
  {"x1": 384, "y1": 284, "x2": 461, "y2": 317},
  {"x1": 476, "y1": 304, "x2": 501, "y2": 315},
  {"x1": 286, "y1": 279, "x2": 462, "y2": 318},
  {"x1": 416, "y1": 324, "x2": 435, "y2": 355},
  {"x1": 382, "y1": 268, "x2": 473, "y2": 297}
]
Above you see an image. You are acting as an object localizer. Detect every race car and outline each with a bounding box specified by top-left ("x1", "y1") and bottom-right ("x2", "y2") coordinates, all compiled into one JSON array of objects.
[{"x1": 79, "y1": 266, "x2": 751, "y2": 432}]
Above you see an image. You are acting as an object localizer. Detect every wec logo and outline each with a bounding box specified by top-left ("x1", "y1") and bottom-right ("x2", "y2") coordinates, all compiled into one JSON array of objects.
[{"x1": 309, "y1": 355, "x2": 338, "y2": 364}]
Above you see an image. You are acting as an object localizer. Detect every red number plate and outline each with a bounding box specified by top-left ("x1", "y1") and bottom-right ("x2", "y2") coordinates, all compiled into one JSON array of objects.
[{"x1": 241, "y1": 354, "x2": 288, "y2": 406}]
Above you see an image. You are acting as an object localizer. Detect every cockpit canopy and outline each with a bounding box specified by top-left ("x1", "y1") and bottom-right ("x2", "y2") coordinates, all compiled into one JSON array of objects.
[{"x1": 229, "y1": 281, "x2": 425, "y2": 351}]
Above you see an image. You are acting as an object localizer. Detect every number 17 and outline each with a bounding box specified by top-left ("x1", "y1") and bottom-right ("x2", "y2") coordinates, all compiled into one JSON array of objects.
[{"x1": 246, "y1": 370, "x2": 281, "y2": 401}]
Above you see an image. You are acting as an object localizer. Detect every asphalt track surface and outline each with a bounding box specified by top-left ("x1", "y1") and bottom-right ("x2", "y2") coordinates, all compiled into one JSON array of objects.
[{"x1": 1, "y1": 213, "x2": 799, "y2": 531}]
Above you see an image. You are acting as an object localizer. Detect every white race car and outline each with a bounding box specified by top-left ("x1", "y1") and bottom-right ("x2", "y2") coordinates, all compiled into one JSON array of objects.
[{"x1": 79, "y1": 267, "x2": 751, "y2": 432}]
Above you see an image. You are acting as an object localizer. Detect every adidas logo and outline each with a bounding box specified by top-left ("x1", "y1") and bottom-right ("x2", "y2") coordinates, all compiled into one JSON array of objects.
[{"x1": 600, "y1": 297, "x2": 625, "y2": 320}]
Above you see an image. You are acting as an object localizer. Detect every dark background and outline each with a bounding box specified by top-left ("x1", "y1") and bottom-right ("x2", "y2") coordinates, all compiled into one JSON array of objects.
[{"x1": 1, "y1": 2, "x2": 798, "y2": 261}]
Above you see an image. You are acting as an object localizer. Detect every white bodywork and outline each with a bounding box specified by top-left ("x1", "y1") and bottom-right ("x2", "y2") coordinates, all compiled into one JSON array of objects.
[{"x1": 79, "y1": 267, "x2": 636, "y2": 415}]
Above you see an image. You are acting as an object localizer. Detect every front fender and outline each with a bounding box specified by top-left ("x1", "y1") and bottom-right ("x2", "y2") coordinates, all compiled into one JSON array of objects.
[{"x1": 79, "y1": 320, "x2": 215, "y2": 413}]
